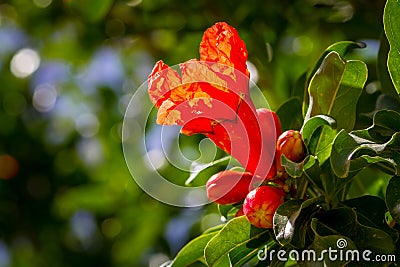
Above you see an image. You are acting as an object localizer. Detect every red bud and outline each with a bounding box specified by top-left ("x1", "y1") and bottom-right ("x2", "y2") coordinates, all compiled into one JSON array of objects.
[
  {"x1": 276, "y1": 130, "x2": 307, "y2": 172},
  {"x1": 206, "y1": 170, "x2": 254, "y2": 205},
  {"x1": 243, "y1": 185, "x2": 285, "y2": 228}
]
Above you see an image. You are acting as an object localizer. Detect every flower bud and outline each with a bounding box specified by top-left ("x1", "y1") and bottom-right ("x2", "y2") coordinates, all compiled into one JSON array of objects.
[
  {"x1": 206, "y1": 170, "x2": 254, "y2": 205},
  {"x1": 276, "y1": 130, "x2": 307, "y2": 171},
  {"x1": 243, "y1": 186, "x2": 285, "y2": 228}
]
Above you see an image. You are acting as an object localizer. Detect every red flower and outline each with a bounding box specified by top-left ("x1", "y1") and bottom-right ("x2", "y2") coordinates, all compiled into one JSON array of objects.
[{"x1": 148, "y1": 22, "x2": 278, "y2": 181}]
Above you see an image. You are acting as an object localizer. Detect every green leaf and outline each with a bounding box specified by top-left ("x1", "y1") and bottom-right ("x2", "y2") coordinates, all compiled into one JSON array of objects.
[
  {"x1": 352, "y1": 109, "x2": 400, "y2": 143},
  {"x1": 308, "y1": 41, "x2": 366, "y2": 83},
  {"x1": 280, "y1": 155, "x2": 306, "y2": 178},
  {"x1": 185, "y1": 156, "x2": 231, "y2": 185},
  {"x1": 343, "y1": 195, "x2": 387, "y2": 228},
  {"x1": 373, "y1": 109, "x2": 400, "y2": 132},
  {"x1": 228, "y1": 236, "x2": 273, "y2": 267},
  {"x1": 384, "y1": 0, "x2": 400, "y2": 95},
  {"x1": 306, "y1": 123, "x2": 337, "y2": 165},
  {"x1": 217, "y1": 204, "x2": 239, "y2": 220},
  {"x1": 301, "y1": 115, "x2": 336, "y2": 147},
  {"x1": 273, "y1": 197, "x2": 326, "y2": 248},
  {"x1": 305, "y1": 51, "x2": 367, "y2": 131},
  {"x1": 343, "y1": 195, "x2": 399, "y2": 241},
  {"x1": 204, "y1": 216, "x2": 268, "y2": 267},
  {"x1": 314, "y1": 207, "x2": 396, "y2": 257},
  {"x1": 386, "y1": 176, "x2": 400, "y2": 224},
  {"x1": 303, "y1": 156, "x2": 324, "y2": 194},
  {"x1": 276, "y1": 97, "x2": 303, "y2": 131},
  {"x1": 170, "y1": 231, "x2": 219, "y2": 267},
  {"x1": 330, "y1": 129, "x2": 399, "y2": 178},
  {"x1": 303, "y1": 41, "x2": 366, "y2": 116},
  {"x1": 304, "y1": 219, "x2": 357, "y2": 267},
  {"x1": 378, "y1": 34, "x2": 398, "y2": 98}
]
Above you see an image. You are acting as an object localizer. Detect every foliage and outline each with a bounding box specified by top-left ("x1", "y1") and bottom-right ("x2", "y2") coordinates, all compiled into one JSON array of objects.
[{"x1": 159, "y1": 1, "x2": 400, "y2": 266}]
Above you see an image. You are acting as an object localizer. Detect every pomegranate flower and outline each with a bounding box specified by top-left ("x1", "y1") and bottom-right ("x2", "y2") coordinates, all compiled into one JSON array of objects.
[{"x1": 148, "y1": 22, "x2": 278, "y2": 184}]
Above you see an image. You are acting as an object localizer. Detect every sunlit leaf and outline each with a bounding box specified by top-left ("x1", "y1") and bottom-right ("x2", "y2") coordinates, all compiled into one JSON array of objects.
[
  {"x1": 228, "y1": 235, "x2": 273, "y2": 266},
  {"x1": 384, "y1": 0, "x2": 400, "y2": 95},
  {"x1": 169, "y1": 231, "x2": 217, "y2": 267},
  {"x1": 204, "y1": 216, "x2": 268, "y2": 266},
  {"x1": 306, "y1": 51, "x2": 367, "y2": 131},
  {"x1": 303, "y1": 41, "x2": 366, "y2": 115},
  {"x1": 300, "y1": 115, "x2": 336, "y2": 146},
  {"x1": 308, "y1": 41, "x2": 366, "y2": 82},
  {"x1": 217, "y1": 204, "x2": 237, "y2": 220},
  {"x1": 280, "y1": 154, "x2": 307, "y2": 178},
  {"x1": 306, "y1": 123, "x2": 337, "y2": 166}
]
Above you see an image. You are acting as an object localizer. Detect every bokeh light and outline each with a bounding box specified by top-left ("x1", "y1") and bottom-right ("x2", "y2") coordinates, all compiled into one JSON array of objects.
[
  {"x1": 33, "y1": 0, "x2": 52, "y2": 8},
  {"x1": 0, "y1": 154, "x2": 18, "y2": 179},
  {"x1": 32, "y1": 84, "x2": 57, "y2": 112},
  {"x1": 10, "y1": 48, "x2": 40, "y2": 78}
]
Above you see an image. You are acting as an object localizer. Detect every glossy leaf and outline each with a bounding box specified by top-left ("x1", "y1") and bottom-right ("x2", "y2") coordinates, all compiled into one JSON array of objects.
[
  {"x1": 280, "y1": 154, "x2": 306, "y2": 178},
  {"x1": 169, "y1": 231, "x2": 218, "y2": 267},
  {"x1": 303, "y1": 219, "x2": 357, "y2": 267},
  {"x1": 300, "y1": 115, "x2": 336, "y2": 146},
  {"x1": 218, "y1": 204, "x2": 237, "y2": 220},
  {"x1": 331, "y1": 129, "x2": 399, "y2": 178},
  {"x1": 303, "y1": 41, "x2": 366, "y2": 115},
  {"x1": 384, "y1": 0, "x2": 400, "y2": 94},
  {"x1": 308, "y1": 41, "x2": 366, "y2": 82},
  {"x1": 306, "y1": 51, "x2": 367, "y2": 131},
  {"x1": 228, "y1": 234, "x2": 273, "y2": 267},
  {"x1": 204, "y1": 216, "x2": 268, "y2": 266},
  {"x1": 343, "y1": 195, "x2": 399, "y2": 241},
  {"x1": 273, "y1": 197, "x2": 325, "y2": 248},
  {"x1": 386, "y1": 176, "x2": 400, "y2": 224},
  {"x1": 305, "y1": 122, "x2": 337, "y2": 166},
  {"x1": 378, "y1": 34, "x2": 398, "y2": 98},
  {"x1": 314, "y1": 207, "x2": 396, "y2": 257}
]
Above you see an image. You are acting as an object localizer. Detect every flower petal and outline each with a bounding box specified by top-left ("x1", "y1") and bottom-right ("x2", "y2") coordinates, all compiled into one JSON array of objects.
[
  {"x1": 148, "y1": 60, "x2": 181, "y2": 108},
  {"x1": 199, "y1": 22, "x2": 249, "y2": 77}
]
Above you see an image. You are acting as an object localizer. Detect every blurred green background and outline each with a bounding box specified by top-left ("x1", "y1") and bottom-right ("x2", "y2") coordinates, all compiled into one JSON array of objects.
[{"x1": 0, "y1": 0, "x2": 388, "y2": 266}]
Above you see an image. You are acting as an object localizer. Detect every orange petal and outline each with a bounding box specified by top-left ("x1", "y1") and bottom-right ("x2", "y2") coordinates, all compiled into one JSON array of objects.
[
  {"x1": 148, "y1": 60, "x2": 181, "y2": 108},
  {"x1": 199, "y1": 22, "x2": 249, "y2": 77}
]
